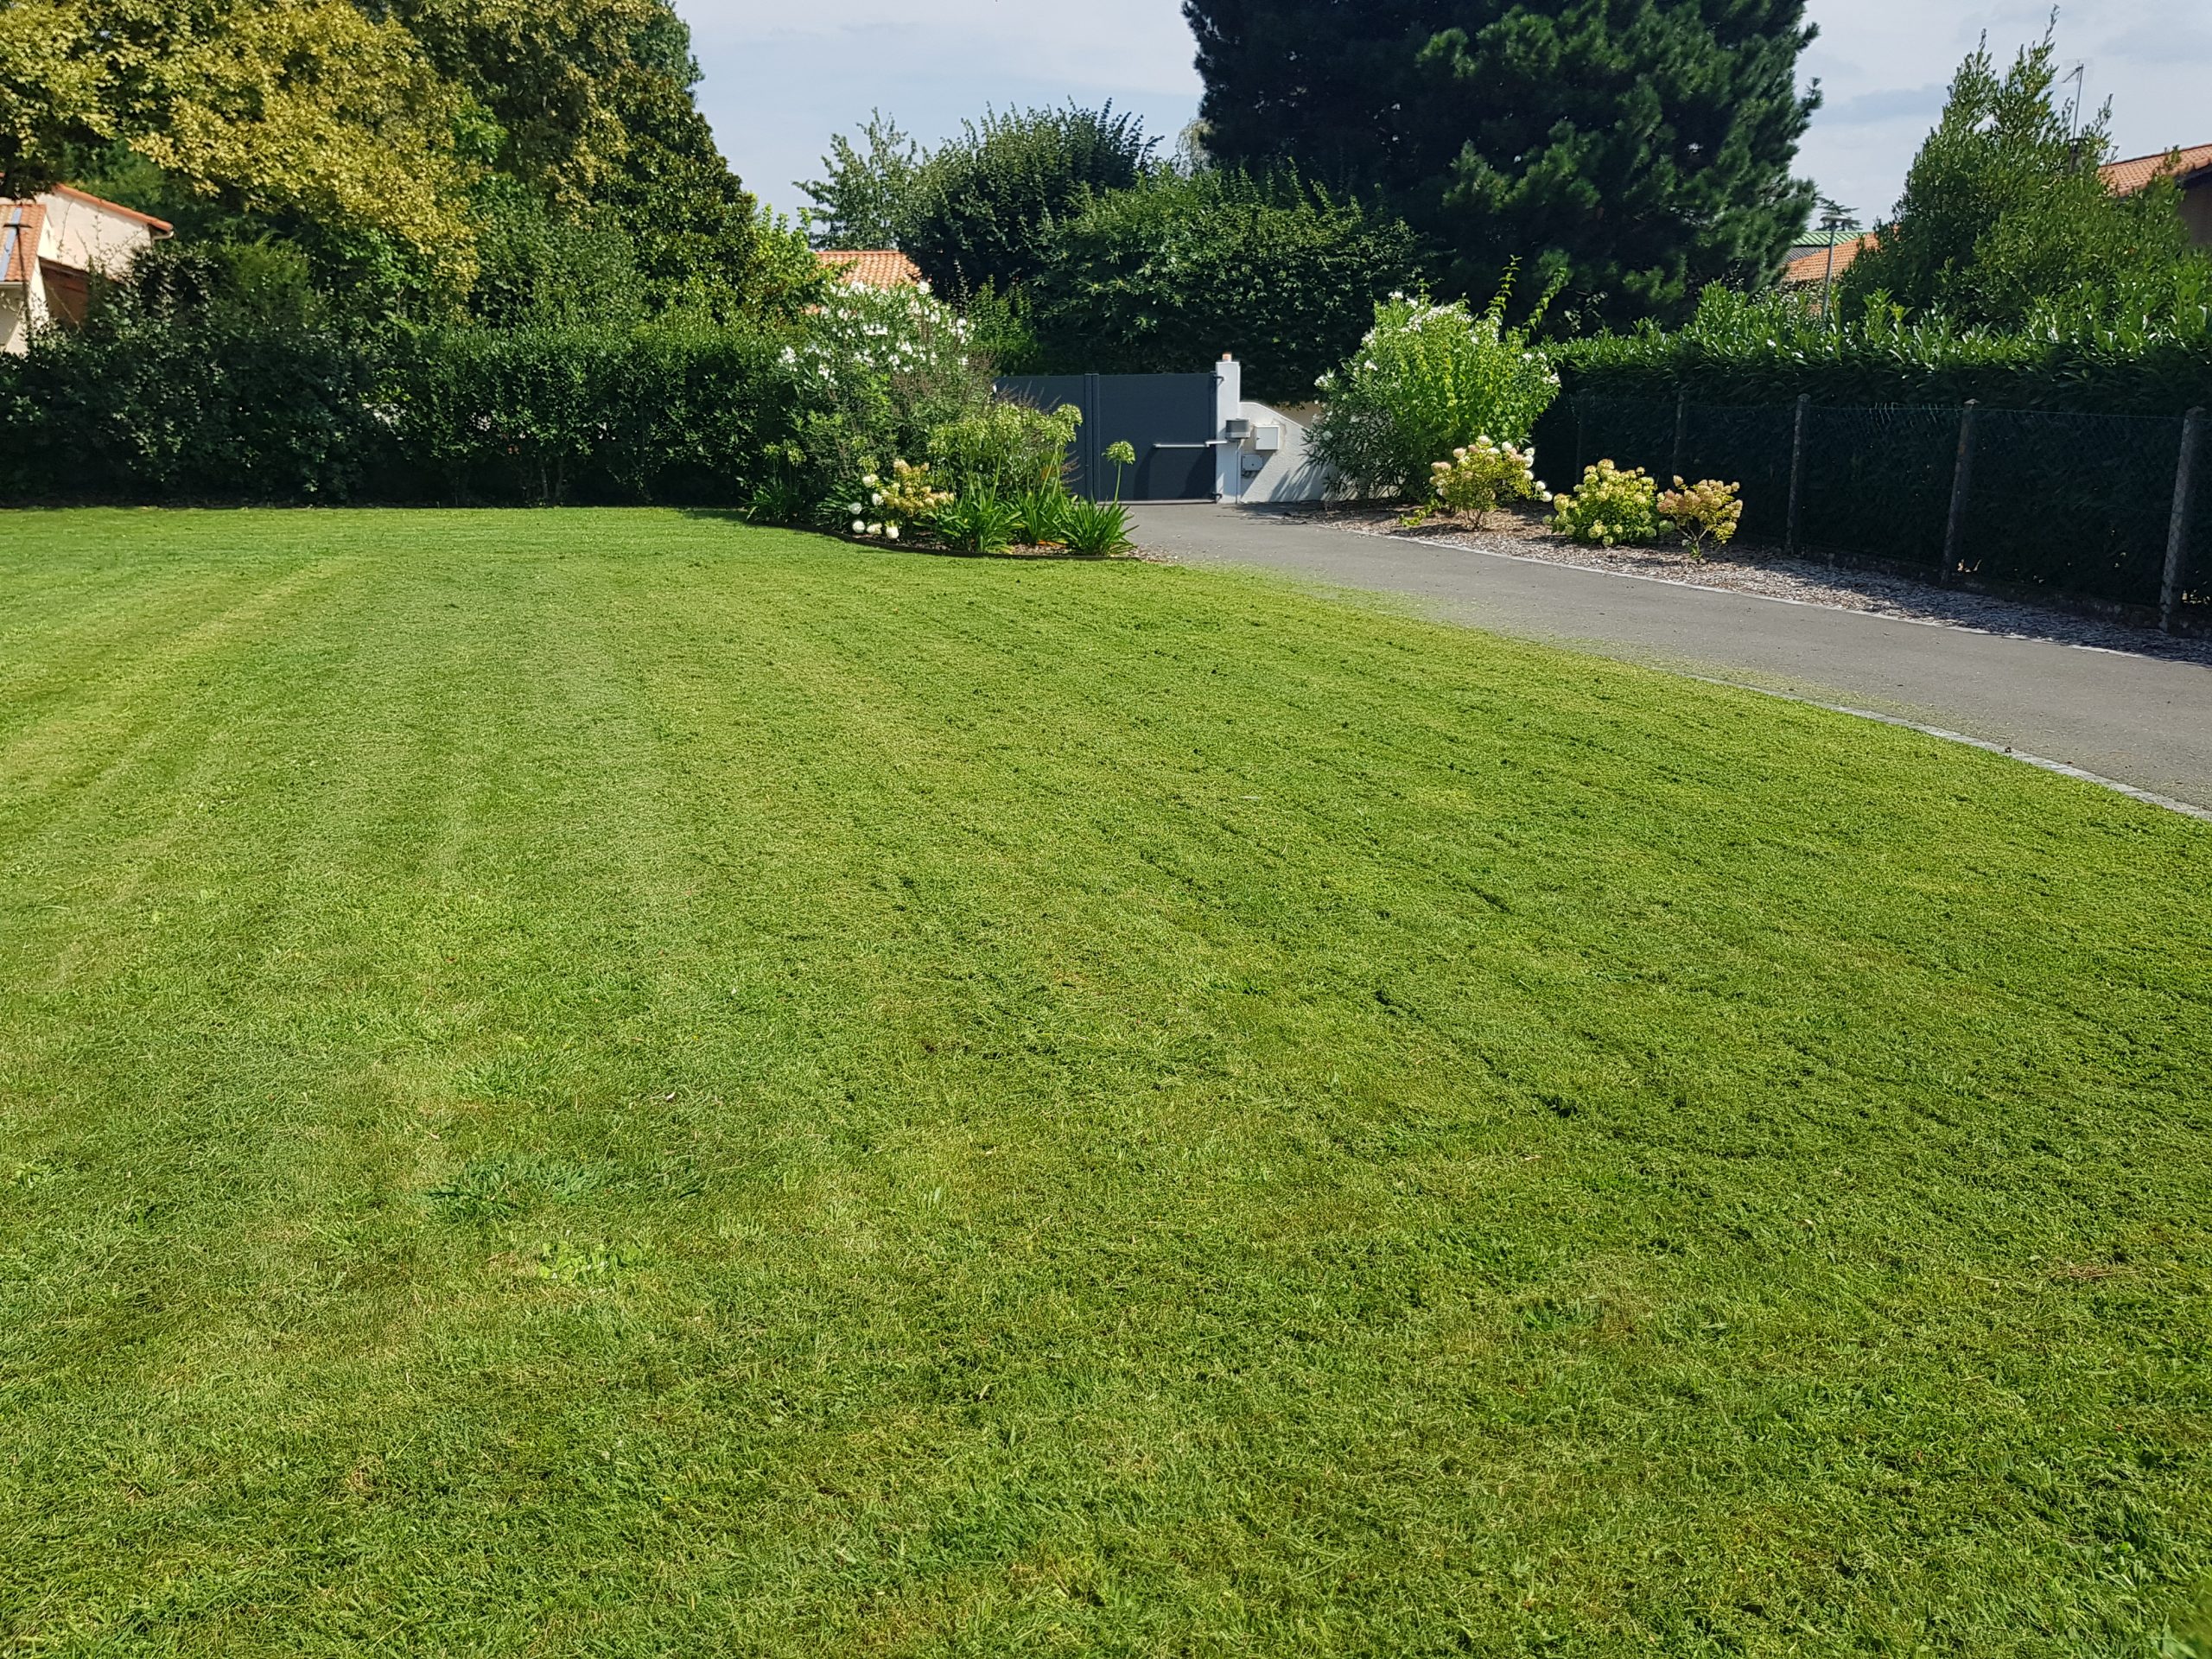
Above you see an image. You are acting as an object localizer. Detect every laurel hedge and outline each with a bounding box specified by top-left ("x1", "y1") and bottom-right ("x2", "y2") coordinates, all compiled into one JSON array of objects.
[
  {"x1": 1550, "y1": 287, "x2": 2212, "y2": 416},
  {"x1": 0, "y1": 315, "x2": 803, "y2": 506}
]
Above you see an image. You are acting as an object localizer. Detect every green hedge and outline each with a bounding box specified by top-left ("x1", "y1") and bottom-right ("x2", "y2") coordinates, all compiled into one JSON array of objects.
[
  {"x1": 1551, "y1": 289, "x2": 2212, "y2": 416},
  {"x1": 1027, "y1": 172, "x2": 1427, "y2": 405},
  {"x1": 0, "y1": 318, "x2": 803, "y2": 505}
]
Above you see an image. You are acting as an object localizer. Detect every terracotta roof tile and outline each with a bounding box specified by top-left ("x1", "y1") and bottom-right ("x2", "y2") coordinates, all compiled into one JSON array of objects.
[
  {"x1": 1781, "y1": 232, "x2": 1872, "y2": 288},
  {"x1": 2, "y1": 202, "x2": 45, "y2": 285},
  {"x1": 2100, "y1": 143, "x2": 2212, "y2": 196},
  {"x1": 814, "y1": 249, "x2": 924, "y2": 289}
]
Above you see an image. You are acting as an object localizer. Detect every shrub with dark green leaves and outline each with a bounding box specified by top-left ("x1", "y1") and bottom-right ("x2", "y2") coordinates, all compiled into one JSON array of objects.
[
  {"x1": 1550, "y1": 285, "x2": 2212, "y2": 415},
  {"x1": 902, "y1": 105, "x2": 1156, "y2": 299},
  {"x1": 0, "y1": 310, "x2": 803, "y2": 505},
  {"x1": 1838, "y1": 29, "x2": 2208, "y2": 333},
  {"x1": 0, "y1": 308, "x2": 388, "y2": 502},
  {"x1": 1027, "y1": 170, "x2": 1427, "y2": 403}
]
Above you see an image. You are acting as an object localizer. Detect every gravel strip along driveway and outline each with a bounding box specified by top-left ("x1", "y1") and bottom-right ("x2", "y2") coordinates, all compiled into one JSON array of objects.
[{"x1": 1320, "y1": 506, "x2": 2212, "y2": 665}]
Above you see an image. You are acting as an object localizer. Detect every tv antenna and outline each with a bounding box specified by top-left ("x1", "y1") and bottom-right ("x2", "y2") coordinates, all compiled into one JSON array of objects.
[{"x1": 2063, "y1": 62, "x2": 2087, "y2": 143}]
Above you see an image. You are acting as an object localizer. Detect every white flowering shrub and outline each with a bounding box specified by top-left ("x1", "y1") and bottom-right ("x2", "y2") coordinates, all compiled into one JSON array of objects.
[
  {"x1": 1311, "y1": 284, "x2": 1561, "y2": 500},
  {"x1": 783, "y1": 283, "x2": 976, "y2": 407},
  {"x1": 778, "y1": 281, "x2": 995, "y2": 521},
  {"x1": 1421, "y1": 437, "x2": 1548, "y2": 524}
]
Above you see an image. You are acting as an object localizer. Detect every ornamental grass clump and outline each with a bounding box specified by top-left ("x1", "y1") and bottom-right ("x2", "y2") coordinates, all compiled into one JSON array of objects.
[
  {"x1": 1656, "y1": 475, "x2": 1744, "y2": 558},
  {"x1": 1412, "y1": 437, "x2": 1548, "y2": 526},
  {"x1": 928, "y1": 399, "x2": 1083, "y2": 496},
  {"x1": 1548, "y1": 460, "x2": 1662, "y2": 548},
  {"x1": 1061, "y1": 497, "x2": 1135, "y2": 556}
]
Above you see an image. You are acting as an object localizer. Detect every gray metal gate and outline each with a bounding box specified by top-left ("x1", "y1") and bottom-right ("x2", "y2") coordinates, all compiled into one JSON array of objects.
[{"x1": 995, "y1": 372, "x2": 1218, "y2": 502}]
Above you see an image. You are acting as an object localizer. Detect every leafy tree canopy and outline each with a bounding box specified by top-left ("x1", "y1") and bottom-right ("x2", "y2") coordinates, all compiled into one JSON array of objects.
[
  {"x1": 797, "y1": 111, "x2": 922, "y2": 251},
  {"x1": 1182, "y1": 0, "x2": 1821, "y2": 330},
  {"x1": 3, "y1": 0, "x2": 474, "y2": 281},
  {"x1": 803, "y1": 103, "x2": 1157, "y2": 298},
  {"x1": 1838, "y1": 28, "x2": 2207, "y2": 331},
  {"x1": 1, "y1": 0, "x2": 801, "y2": 321}
]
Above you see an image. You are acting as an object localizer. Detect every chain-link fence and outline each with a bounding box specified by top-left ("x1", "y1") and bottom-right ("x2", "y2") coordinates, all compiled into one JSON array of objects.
[{"x1": 1541, "y1": 394, "x2": 2209, "y2": 626}]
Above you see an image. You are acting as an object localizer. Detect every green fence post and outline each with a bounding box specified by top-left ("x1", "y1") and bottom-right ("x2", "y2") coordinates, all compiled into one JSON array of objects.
[
  {"x1": 1671, "y1": 390, "x2": 1688, "y2": 484},
  {"x1": 1940, "y1": 400, "x2": 1979, "y2": 587},
  {"x1": 2162, "y1": 407, "x2": 2204, "y2": 634},
  {"x1": 1784, "y1": 394, "x2": 1810, "y2": 560}
]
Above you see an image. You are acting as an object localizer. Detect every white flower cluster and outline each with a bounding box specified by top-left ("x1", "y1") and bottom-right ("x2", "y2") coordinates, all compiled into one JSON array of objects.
[
  {"x1": 1430, "y1": 436, "x2": 1548, "y2": 519},
  {"x1": 785, "y1": 284, "x2": 976, "y2": 392}
]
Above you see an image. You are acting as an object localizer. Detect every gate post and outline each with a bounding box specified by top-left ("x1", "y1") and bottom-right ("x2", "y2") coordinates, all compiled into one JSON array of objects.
[
  {"x1": 1940, "y1": 400, "x2": 1980, "y2": 587},
  {"x1": 1082, "y1": 373, "x2": 1103, "y2": 501},
  {"x1": 1784, "y1": 394, "x2": 1810, "y2": 560},
  {"x1": 1213, "y1": 354, "x2": 1243, "y2": 504},
  {"x1": 2161, "y1": 407, "x2": 2204, "y2": 634}
]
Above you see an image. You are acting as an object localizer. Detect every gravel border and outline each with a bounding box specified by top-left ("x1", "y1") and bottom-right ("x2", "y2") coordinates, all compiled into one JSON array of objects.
[{"x1": 1281, "y1": 507, "x2": 2212, "y2": 666}]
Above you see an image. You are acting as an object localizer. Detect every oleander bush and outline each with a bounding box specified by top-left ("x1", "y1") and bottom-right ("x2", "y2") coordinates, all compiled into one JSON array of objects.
[
  {"x1": 1549, "y1": 461, "x2": 1662, "y2": 547},
  {"x1": 1312, "y1": 283, "x2": 1561, "y2": 499}
]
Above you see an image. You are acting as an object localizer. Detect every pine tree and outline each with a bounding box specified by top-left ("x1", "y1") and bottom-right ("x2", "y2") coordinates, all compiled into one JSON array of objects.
[{"x1": 1183, "y1": 0, "x2": 1821, "y2": 328}]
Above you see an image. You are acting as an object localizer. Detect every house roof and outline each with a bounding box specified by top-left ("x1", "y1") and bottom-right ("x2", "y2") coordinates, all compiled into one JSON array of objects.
[
  {"x1": 49, "y1": 183, "x2": 175, "y2": 233},
  {"x1": 1781, "y1": 233, "x2": 1872, "y2": 288},
  {"x1": 1, "y1": 201, "x2": 45, "y2": 285},
  {"x1": 814, "y1": 249, "x2": 923, "y2": 289},
  {"x1": 2100, "y1": 143, "x2": 2212, "y2": 196}
]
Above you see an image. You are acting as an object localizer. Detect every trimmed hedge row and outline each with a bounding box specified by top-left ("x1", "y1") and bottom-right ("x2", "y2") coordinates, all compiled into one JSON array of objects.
[
  {"x1": 1551, "y1": 291, "x2": 2212, "y2": 416},
  {"x1": 0, "y1": 319, "x2": 802, "y2": 505}
]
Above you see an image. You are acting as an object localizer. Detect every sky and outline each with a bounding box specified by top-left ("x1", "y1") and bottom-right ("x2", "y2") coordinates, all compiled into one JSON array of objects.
[{"x1": 679, "y1": 1, "x2": 2212, "y2": 233}]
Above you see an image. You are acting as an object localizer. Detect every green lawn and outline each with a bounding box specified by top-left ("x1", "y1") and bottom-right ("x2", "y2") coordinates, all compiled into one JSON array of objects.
[{"x1": 2, "y1": 508, "x2": 2208, "y2": 1656}]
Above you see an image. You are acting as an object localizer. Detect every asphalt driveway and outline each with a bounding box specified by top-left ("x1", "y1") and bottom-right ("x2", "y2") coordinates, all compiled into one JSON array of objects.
[{"x1": 1132, "y1": 504, "x2": 2212, "y2": 815}]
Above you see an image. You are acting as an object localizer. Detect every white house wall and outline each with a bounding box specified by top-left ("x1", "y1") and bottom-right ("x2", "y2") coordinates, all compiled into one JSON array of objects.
[
  {"x1": 0, "y1": 288, "x2": 28, "y2": 354},
  {"x1": 40, "y1": 191, "x2": 157, "y2": 276}
]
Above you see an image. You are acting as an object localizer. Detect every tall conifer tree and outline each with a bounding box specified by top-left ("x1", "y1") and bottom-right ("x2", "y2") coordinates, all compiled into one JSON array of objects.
[{"x1": 1184, "y1": 0, "x2": 1821, "y2": 327}]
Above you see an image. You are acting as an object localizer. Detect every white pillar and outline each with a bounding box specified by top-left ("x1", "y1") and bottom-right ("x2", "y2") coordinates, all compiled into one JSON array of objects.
[{"x1": 1213, "y1": 354, "x2": 1243, "y2": 502}]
